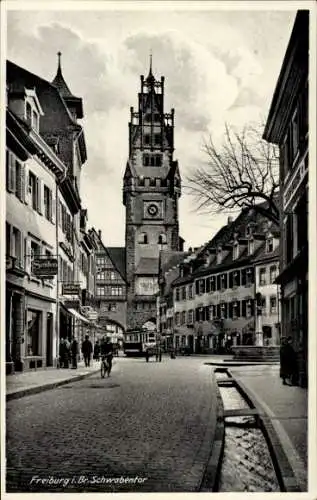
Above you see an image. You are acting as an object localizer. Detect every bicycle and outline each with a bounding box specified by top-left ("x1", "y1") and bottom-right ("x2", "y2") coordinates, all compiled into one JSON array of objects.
[{"x1": 100, "y1": 354, "x2": 113, "y2": 378}]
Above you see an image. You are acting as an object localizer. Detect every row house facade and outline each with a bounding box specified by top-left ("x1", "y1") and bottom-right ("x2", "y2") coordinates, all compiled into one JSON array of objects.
[
  {"x1": 159, "y1": 208, "x2": 280, "y2": 353},
  {"x1": 6, "y1": 57, "x2": 98, "y2": 372},
  {"x1": 89, "y1": 229, "x2": 127, "y2": 339},
  {"x1": 263, "y1": 10, "x2": 309, "y2": 387}
]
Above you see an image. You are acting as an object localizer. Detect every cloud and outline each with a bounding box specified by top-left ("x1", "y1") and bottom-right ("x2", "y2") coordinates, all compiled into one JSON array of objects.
[{"x1": 6, "y1": 10, "x2": 294, "y2": 248}]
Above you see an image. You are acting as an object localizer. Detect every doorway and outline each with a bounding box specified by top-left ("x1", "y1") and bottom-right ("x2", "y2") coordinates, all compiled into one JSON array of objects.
[{"x1": 46, "y1": 313, "x2": 53, "y2": 366}]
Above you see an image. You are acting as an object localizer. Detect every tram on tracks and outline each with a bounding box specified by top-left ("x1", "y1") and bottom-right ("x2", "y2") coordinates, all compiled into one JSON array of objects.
[{"x1": 123, "y1": 329, "x2": 156, "y2": 356}]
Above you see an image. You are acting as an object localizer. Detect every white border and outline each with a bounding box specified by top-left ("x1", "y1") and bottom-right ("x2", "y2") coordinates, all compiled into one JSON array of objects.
[{"x1": 1, "y1": 2, "x2": 316, "y2": 500}]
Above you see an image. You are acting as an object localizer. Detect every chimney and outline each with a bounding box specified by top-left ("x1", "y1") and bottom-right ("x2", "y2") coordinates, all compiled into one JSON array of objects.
[
  {"x1": 98, "y1": 230, "x2": 102, "y2": 240},
  {"x1": 227, "y1": 216, "x2": 233, "y2": 225}
]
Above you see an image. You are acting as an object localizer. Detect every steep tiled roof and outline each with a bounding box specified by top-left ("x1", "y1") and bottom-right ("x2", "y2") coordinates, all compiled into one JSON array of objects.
[
  {"x1": 159, "y1": 250, "x2": 189, "y2": 276},
  {"x1": 135, "y1": 258, "x2": 158, "y2": 275},
  {"x1": 106, "y1": 247, "x2": 126, "y2": 280}
]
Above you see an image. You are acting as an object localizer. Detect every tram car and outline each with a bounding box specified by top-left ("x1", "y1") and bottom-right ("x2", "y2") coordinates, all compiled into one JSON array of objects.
[{"x1": 123, "y1": 330, "x2": 156, "y2": 356}]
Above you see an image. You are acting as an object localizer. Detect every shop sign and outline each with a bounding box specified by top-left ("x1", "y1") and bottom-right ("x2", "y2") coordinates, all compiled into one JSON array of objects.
[
  {"x1": 32, "y1": 257, "x2": 58, "y2": 276},
  {"x1": 62, "y1": 283, "x2": 81, "y2": 295},
  {"x1": 63, "y1": 299, "x2": 80, "y2": 309},
  {"x1": 60, "y1": 241, "x2": 75, "y2": 262}
]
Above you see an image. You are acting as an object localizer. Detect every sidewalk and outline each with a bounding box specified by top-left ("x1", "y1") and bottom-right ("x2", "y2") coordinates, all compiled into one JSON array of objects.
[
  {"x1": 6, "y1": 360, "x2": 100, "y2": 401},
  {"x1": 228, "y1": 364, "x2": 308, "y2": 491}
]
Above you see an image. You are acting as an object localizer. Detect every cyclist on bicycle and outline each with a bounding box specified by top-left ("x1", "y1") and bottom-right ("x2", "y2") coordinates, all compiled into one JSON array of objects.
[{"x1": 100, "y1": 336, "x2": 114, "y2": 376}]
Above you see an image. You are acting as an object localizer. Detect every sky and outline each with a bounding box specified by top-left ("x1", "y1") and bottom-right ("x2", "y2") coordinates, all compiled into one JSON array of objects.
[{"x1": 6, "y1": 5, "x2": 296, "y2": 249}]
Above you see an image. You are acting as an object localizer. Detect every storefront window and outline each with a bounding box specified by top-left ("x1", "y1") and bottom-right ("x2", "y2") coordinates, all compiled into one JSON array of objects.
[{"x1": 26, "y1": 310, "x2": 41, "y2": 356}]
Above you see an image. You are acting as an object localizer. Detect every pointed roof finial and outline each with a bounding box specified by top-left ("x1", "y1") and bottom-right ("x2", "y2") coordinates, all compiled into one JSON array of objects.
[
  {"x1": 57, "y1": 51, "x2": 62, "y2": 74},
  {"x1": 52, "y1": 50, "x2": 73, "y2": 98},
  {"x1": 146, "y1": 49, "x2": 155, "y2": 84}
]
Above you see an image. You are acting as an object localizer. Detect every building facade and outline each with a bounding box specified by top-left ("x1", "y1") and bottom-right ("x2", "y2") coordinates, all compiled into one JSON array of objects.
[
  {"x1": 263, "y1": 11, "x2": 308, "y2": 387},
  {"x1": 89, "y1": 229, "x2": 127, "y2": 339},
  {"x1": 158, "y1": 209, "x2": 281, "y2": 354},
  {"x1": 123, "y1": 61, "x2": 183, "y2": 331},
  {"x1": 6, "y1": 68, "x2": 66, "y2": 372},
  {"x1": 6, "y1": 56, "x2": 97, "y2": 371}
]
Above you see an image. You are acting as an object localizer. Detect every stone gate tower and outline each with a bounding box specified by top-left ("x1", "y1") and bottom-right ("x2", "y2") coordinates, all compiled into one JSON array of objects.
[{"x1": 123, "y1": 59, "x2": 182, "y2": 330}]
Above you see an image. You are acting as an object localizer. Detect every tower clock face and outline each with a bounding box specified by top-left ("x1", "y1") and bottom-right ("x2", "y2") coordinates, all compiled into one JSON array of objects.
[
  {"x1": 143, "y1": 201, "x2": 163, "y2": 219},
  {"x1": 147, "y1": 203, "x2": 159, "y2": 217}
]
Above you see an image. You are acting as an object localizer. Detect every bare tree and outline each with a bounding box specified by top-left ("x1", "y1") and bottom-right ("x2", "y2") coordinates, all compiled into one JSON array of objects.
[{"x1": 186, "y1": 124, "x2": 280, "y2": 225}]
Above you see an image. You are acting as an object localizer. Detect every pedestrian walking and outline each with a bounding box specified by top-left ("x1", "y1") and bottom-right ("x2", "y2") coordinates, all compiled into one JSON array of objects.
[
  {"x1": 93, "y1": 340, "x2": 100, "y2": 361},
  {"x1": 280, "y1": 336, "x2": 297, "y2": 385},
  {"x1": 59, "y1": 338, "x2": 66, "y2": 368},
  {"x1": 70, "y1": 336, "x2": 79, "y2": 369},
  {"x1": 64, "y1": 338, "x2": 70, "y2": 368},
  {"x1": 82, "y1": 335, "x2": 93, "y2": 367}
]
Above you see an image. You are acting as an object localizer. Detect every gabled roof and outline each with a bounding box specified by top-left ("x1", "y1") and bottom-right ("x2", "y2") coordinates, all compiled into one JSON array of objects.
[
  {"x1": 7, "y1": 60, "x2": 86, "y2": 162},
  {"x1": 106, "y1": 247, "x2": 126, "y2": 281}
]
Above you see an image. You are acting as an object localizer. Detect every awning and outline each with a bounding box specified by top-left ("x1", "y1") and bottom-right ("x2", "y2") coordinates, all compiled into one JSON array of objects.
[{"x1": 68, "y1": 308, "x2": 91, "y2": 324}]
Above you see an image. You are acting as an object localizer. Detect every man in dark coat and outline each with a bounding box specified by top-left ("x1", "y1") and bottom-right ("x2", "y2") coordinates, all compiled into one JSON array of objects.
[
  {"x1": 280, "y1": 336, "x2": 297, "y2": 385},
  {"x1": 82, "y1": 335, "x2": 93, "y2": 367},
  {"x1": 93, "y1": 340, "x2": 100, "y2": 361},
  {"x1": 70, "y1": 336, "x2": 79, "y2": 369}
]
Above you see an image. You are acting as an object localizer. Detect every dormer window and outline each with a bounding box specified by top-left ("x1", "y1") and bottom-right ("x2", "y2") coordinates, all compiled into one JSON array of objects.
[
  {"x1": 233, "y1": 242, "x2": 239, "y2": 260},
  {"x1": 24, "y1": 88, "x2": 43, "y2": 133},
  {"x1": 217, "y1": 247, "x2": 222, "y2": 264},
  {"x1": 248, "y1": 239, "x2": 254, "y2": 255},
  {"x1": 266, "y1": 238, "x2": 274, "y2": 253}
]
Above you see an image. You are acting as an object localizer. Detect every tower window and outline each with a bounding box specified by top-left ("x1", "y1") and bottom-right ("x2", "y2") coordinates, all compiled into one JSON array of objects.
[
  {"x1": 139, "y1": 177, "x2": 145, "y2": 186},
  {"x1": 144, "y1": 134, "x2": 151, "y2": 145},
  {"x1": 149, "y1": 178, "x2": 156, "y2": 187},
  {"x1": 138, "y1": 232, "x2": 148, "y2": 244},
  {"x1": 144, "y1": 113, "x2": 151, "y2": 122},
  {"x1": 158, "y1": 233, "x2": 167, "y2": 245}
]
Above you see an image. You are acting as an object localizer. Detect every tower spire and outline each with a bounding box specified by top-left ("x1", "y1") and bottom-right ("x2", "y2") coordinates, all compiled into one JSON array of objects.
[
  {"x1": 57, "y1": 51, "x2": 62, "y2": 75},
  {"x1": 146, "y1": 50, "x2": 155, "y2": 86}
]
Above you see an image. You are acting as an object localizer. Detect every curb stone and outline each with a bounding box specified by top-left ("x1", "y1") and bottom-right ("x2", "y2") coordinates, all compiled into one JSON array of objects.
[
  {"x1": 6, "y1": 369, "x2": 100, "y2": 402},
  {"x1": 199, "y1": 370, "x2": 225, "y2": 492},
  {"x1": 227, "y1": 370, "x2": 304, "y2": 493}
]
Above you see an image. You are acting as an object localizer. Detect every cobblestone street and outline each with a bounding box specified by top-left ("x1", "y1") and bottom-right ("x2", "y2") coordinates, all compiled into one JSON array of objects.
[{"x1": 6, "y1": 357, "x2": 217, "y2": 493}]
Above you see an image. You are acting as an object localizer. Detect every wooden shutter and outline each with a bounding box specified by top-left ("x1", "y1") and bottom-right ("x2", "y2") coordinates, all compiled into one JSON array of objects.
[
  {"x1": 228, "y1": 302, "x2": 233, "y2": 319},
  {"x1": 205, "y1": 306, "x2": 210, "y2": 321},
  {"x1": 195, "y1": 280, "x2": 199, "y2": 295},
  {"x1": 223, "y1": 273, "x2": 228, "y2": 289},
  {"x1": 15, "y1": 160, "x2": 22, "y2": 200},
  {"x1": 20, "y1": 164, "x2": 26, "y2": 203},
  {"x1": 241, "y1": 269, "x2": 246, "y2": 286},
  {"x1": 206, "y1": 277, "x2": 210, "y2": 293},
  {"x1": 236, "y1": 301, "x2": 241, "y2": 318},
  {"x1": 51, "y1": 190, "x2": 56, "y2": 224},
  {"x1": 25, "y1": 238, "x2": 32, "y2": 274},
  {"x1": 38, "y1": 179, "x2": 44, "y2": 214},
  {"x1": 241, "y1": 300, "x2": 247, "y2": 317},
  {"x1": 229, "y1": 272, "x2": 233, "y2": 288},
  {"x1": 7, "y1": 151, "x2": 16, "y2": 193},
  {"x1": 216, "y1": 275, "x2": 221, "y2": 290}
]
